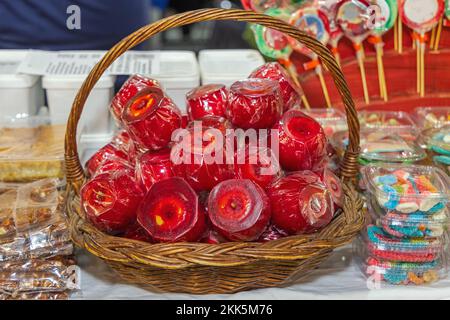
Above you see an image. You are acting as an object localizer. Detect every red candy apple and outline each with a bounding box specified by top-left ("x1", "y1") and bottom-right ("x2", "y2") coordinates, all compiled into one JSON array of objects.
[
  {"x1": 122, "y1": 222, "x2": 153, "y2": 243},
  {"x1": 249, "y1": 62, "x2": 302, "y2": 111},
  {"x1": 200, "y1": 229, "x2": 228, "y2": 244},
  {"x1": 186, "y1": 84, "x2": 228, "y2": 120},
  {"x1": 258, "y1": 224, "x2": 289, "y2": 242},
  {"x1": 137, "y1": 177, "x2": 206, "y2": 242},
  {"x1": 319, "y1": 167, "x2": 344, "y2": 208},
  {"x1": 85, "y1": 143, "x2": 129, "y2": 177},
  {"x1": 81, "y1": 170, "x2": 144, "y2": 234},
  {"x1": 122, "y1": 87, "x2": 182, "y2": 151},
  {"x1": 94, "y1": 155, "x2": 134, "y2": 176},
  {"x1": 273, "y1": 110, "x2": 327, "y2": 171},
  {"x1": 110, "y1": 74, "x2": 161, "y2": 122},
  {"x1": 235, "y1": 145, "x2": 282, "y2": 189},
  {"x1": 208, "y1": 179, "x2": 271, "y2": 241},
  {"x1": 181, "y1": 115, "x2": 189, "y2": 129},
  {"x1": 267, "y1": 171, "x2": 334, "y2": 235},
  {"x1": 171, "y1": 118, "x2": 235, "y2": 191},
  {"x1": 135, "y1": 148, "x2": 174, "y2": 192},
  {"x1": 227, "y1": 78, "x2": 283, "y2": 129}
]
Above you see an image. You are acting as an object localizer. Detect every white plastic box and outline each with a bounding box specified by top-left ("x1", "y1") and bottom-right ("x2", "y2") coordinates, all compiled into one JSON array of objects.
[
  {"x1": 199, "y1": 49, "x2": 265, "y2": 87},
  {"x1": 0, "y1": 50, "x2": 44, "y2": 117},
  {"x1": 149, "y1": 50, "x2": 200, "y2": 113},
  {"x1": 42, "y1": 75, "x2": 115, "y2": 135}
]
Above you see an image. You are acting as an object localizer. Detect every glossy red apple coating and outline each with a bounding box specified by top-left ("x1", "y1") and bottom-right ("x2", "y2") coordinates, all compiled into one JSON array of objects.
[
  {"x1": 249, "y1": 62, "x2": 302, "y2": 111},
  {"x1": 227, "y1": 78, "x2": 283, "y2": 129},
  {"x1": 181, "y1": 115, "x2": 189, "y2": 129},
  {"x1": 122, "y1": 87, "x2": 182, "y2": 151},
  {"x1": 171, "y1": 119, "x2": 235, "y2": 191},
  {"x1": 186, "y1": 115, "x2": 232, "y2": 132},
  {"x1": 110, "y1": 75, "x2": 161, "y2": 122},
  {"x1": 257, "y1": 224, "x2": 289, "y2": 242},
  {"x1": 85, "y1": 143, "x2": 129, "y2": 177},
  {"x1": 94, "y1": 155, "x2": 134, "y2": 176},
  {"x1": 135, "y1": 148, "x2": 174, "y2": 192},
  {"x1": 235, "y1": 145, "x2": 282, "y2": 189},
  {"x1": 267, "y1": 171, "x2": 334, "y2": 235},
  {"x1": 273, "y1": 110, "x2": 327, "y2": 171},
  {"x1": 187, "y1": 84, "x2": 228, "y2": 120},
  {"x1": 208, "y1": 179, "x2": 271, "y2": 241},
  {"x1": 122, "y1": 222, "x2": 153, "y2": 243},
  {"x1": 137, "y1": 177, "x2": 206, "y2": 242},
  {"x1": 200, "y1": 229, "x2": 228, "y2": 244},
  {"x1": 81, "y1": 170, "x2": 144, "y2": 235}
]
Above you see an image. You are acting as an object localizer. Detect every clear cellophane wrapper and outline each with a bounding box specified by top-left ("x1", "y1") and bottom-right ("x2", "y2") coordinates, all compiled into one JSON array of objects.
[{"x1": 0, "y1": 256, "x2": 77, "y2": 299}]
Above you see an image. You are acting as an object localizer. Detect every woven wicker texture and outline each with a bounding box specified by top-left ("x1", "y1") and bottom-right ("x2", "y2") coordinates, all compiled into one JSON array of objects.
[{"x1": 64, "y1": 8, "x2": 363, "y2": 294}]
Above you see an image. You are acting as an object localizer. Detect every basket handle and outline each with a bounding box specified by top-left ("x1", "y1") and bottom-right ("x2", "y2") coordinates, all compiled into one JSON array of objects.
[{"x1": 65, "y1": 8, "x2": 360, "y2": 190}]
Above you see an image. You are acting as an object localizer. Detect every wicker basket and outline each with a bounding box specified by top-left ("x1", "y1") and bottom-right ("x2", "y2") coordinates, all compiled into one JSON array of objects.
[{"x1": 64, "y1": 8, "x2": 364, "y2": 294}]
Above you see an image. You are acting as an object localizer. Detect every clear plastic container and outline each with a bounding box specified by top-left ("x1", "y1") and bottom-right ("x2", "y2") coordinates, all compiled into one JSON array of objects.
[
  {"x1": 367, "y1": 196, "x2": 449, "y2": 238},
  {"x1": 0, "y1": 115, "x2": 66, "y2": 182},
  {"x1": 0, "y1": 178, "x2": 65, "y2": 242},
  {"x1": 359, "y1": 110, "x2": 418, "y2": 130},
  {"x1": 362, "y1": 164, "x2": 450, "y2": 214},
  {"x1": 414, "y1": 106, "x2": 450, "y2": 129},
  {"x1": 354, "y1": 236, "x2": 448, "y2": 285},
  {"x1": 361, "y1": 224, "x2": 447, "y2": 263},
  {"x1": 425, "y1": 125, "x2": 450, "y2": 155},
  {"x1": 332, "y1": 128, "x2": 426, "y2": 163},
  {"x1": 303, "y1": 108, "x2": 348, "y2": 137}
]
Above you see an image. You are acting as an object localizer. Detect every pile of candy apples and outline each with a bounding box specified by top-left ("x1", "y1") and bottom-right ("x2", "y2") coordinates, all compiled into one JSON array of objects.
[{"x1": 81, "y1": 62, "x2": 343, "y2": 244}]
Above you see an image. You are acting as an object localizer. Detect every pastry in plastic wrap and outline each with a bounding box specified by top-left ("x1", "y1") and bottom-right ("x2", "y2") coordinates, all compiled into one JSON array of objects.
[
  {"x1": 0, "y1": 178, "x2": 64, "y2": 242},
  {"x1": 110, "y1": 74, "x2": 162, "y2": 122},
  {"x1": 0, "y1": 123, "x2": 65, "y2": 182},
  {"x1": 274, "y1": 110, "x2": 327, "y2": 171},
  {"x1": 249, "y1": 62, "x2": 302, "y2": 111},
  {"x1": 0, "y1": 256, "x2": 77, "y2": 299},
  {"x1": 186, "y1": 84, "x2": 228, "y2": 120},
  {"x1": 171, "y1": 117, "x2": 235, "y2": 191},
  {"x1": 135, "y1": 148, "x2": 174, "y2": 192},
  {"x1": 137, "y1": 177, "x2": 206, "y2": 242},
  {"x1": 122, "y1": 87, "x2": 182, "y2": 151},
  {"x1": 227, "y1": 78, "x2": 283, "y2": 129},
  {"x1": 81, "y1": 169, "x2": 144, "y2": 235},
  {"x1": 208, "y1": 179, "x2": 271, "y2": 241},
  {"x1": 267, "y1": 171, "x2": 334, "y2": 235}
]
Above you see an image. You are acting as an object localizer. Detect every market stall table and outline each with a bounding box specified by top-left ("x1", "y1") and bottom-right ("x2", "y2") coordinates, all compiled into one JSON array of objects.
[{"x1": 74, "y1": 245, "x2": 450, "y2": 300}]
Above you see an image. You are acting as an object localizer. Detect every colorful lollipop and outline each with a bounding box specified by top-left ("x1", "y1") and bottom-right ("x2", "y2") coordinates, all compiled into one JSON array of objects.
[
  {"x1": 369, "y1": 0, "x2": 398, "y2": 102},
  {"x1": 289, "y1": 6, "x2": 333, "y2": 108},
  {"x1": 337, "y1": 0, "x2": 372, "y2": 105},
  {"x1": 248, "y1": 0, "x2": 288, "y2": 12},
  {"x1": 400, "y1": 0, "x2": 444, "y2": 97},
  {"x1": 252, "y1": 7, "x2": 311, "y2": 109},
  {"x1": 320, "y1": 0, "x2": 344, "y2": 65}
]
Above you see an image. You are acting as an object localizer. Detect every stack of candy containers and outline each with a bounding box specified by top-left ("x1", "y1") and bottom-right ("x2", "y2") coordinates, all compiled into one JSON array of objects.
[{"x1": 354, "y1": 164, "x2": 450, "y2": 286}]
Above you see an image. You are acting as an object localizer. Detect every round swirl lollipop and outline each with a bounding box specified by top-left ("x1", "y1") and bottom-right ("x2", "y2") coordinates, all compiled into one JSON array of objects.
[
  {"x1": 289, "y1": 6, "x2": 332, "y2": 108},
  {"x1": 252, "y1": 7, "x2": 311, "y2": 109},
  {"x1": 320, "y1": 0, "x2": 344, "y2": 65},
  {"x1": 249, "y1": 0, "x2": 288, "y2": 12},
  {"x1": 369, "y1": 0, "x2": 398, "y2": 102},
  {"x1": 337, "y1": 0, "x2": 372, "y2": 104},
  {"x1": 400, "y1": 0, "x2": 444, "y2": 97}
]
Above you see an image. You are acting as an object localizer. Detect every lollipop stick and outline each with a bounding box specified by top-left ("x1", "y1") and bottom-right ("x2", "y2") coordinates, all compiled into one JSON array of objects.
[
  {"x1": 380, "y1": 50, "x2": 388, "y2": 101},
  {"x1": 398, "y1": 17, "x2": 403, "y2": 54},
  {"x1": 316, "y1": 66, "x2": 332, "y2": 108},
  {"x1": 416, "y1": 39, "x2": 420, "y2": 94},
  {"x1": 355, "y1": 43, "x2": 370, "y2": 104},
  {"x1": 433, "y1": 18, "x2": 444, "y2": 52},
  {"x1": 394, "y1": 17, "x2": 398, "y2": 52},
  {"x1": 280, "y1": 59, "x2": 311, "y2": 110},
  {"x1": 420, "y1": 41, "x2": 425, "y2": 97},
  {"x1": 430, "y1": 26, "x2": 437, "y2": 49},
  {"x1": 376, "y1": 45, "x2": 388, "y2": 101}
]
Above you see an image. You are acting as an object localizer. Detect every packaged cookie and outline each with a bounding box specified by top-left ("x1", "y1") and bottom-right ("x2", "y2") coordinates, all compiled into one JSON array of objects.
[
  {"x1": 362, "y1": 164, "x2": 449, "y2": 215},
  {"x1": 0, "y1": 179, "x2": 65, "y2": 242},
  {"x1": 0, "y1": 116, "x2": 66, "y2": 182}
]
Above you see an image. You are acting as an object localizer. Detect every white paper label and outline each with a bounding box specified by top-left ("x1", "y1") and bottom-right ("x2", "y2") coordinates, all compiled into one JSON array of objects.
[{"x1": 17, "y1": 50, "x2": 160, "y2": 76}]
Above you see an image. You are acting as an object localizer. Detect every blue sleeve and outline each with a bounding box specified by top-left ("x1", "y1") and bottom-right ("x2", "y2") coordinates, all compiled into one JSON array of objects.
[{"x1": 0, "y1": 0, "x2": 151, "y2": 50}]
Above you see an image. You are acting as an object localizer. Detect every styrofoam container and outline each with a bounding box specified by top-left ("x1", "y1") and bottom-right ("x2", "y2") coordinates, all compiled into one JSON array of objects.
[
  {"x1": 0, "y1": 50, "x2": 44, "y2": 117},
  {"x1": 43, "y1": 75, "x2": 115, "y2": 134},
  {"x1": 199, "y1": 49, "x2": 265, "y2": 87},
  {"x1": 145, "y1": 50, "x2": 199, "y2": 113}
]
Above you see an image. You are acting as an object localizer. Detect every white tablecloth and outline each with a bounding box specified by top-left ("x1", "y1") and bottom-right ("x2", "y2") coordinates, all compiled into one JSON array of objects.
[{"x1": 73, "y1": 244, "x2": 450, "y2": 300}]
